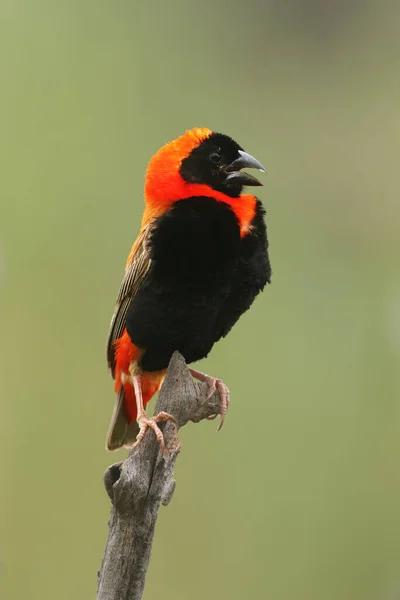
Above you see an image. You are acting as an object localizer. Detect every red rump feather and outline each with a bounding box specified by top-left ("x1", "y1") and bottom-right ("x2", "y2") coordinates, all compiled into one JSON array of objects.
[{"x1": 114, "y1": 329, "x2": 164, "y2": 423}]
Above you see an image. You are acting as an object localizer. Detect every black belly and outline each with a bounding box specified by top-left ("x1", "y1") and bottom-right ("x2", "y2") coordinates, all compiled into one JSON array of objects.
[{"x1": 125, "y1": 196, "x2": 270, "y2": 371}]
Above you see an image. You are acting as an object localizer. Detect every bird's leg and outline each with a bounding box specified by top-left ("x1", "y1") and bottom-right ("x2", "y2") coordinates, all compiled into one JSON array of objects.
[
  {"x1": 130, "y1": 369, "x2": 177, "y2": 454},
  {"x1": 189, "y1": 368, "x2": 230, "y2": 431}
]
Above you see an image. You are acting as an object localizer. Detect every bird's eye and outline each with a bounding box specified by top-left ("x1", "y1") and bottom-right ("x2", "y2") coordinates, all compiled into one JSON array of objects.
[{"x1": 209, "y1": 152, "x2": 222, "y2": 164}]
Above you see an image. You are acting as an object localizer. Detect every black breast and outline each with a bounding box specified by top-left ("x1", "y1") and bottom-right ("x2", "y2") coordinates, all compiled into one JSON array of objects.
[
  {"x1": 214, "y1": 198, "x2": 271, "y2": 340},
  {"x1": 148, "y1": 196, "x2": 241, "y2": 291},
  {"x1": 125, "y1": 196, "x2": 270, "y2": 371}
]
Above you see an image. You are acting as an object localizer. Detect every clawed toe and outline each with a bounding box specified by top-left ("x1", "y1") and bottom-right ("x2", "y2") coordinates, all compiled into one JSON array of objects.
[
  {"x1": 215, "y1": 380, "x2": 230, "y2": 431},
  {"x1": 133, "y1": 411, "x2": 177, "y2": 454},
  {"x1": 189, "y1": 369, "x2": 230, "y2": 431}
]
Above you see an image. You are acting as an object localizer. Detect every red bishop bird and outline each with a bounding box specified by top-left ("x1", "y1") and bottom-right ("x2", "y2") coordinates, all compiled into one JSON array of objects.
[{"x1": 106, "y1": 127, "x2": 271, "y2": 451}]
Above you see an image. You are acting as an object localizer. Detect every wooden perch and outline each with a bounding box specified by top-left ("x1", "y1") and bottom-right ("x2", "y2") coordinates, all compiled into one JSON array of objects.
[{"x1": 97, "y1": 352, "x2": 221, "y2": 600}]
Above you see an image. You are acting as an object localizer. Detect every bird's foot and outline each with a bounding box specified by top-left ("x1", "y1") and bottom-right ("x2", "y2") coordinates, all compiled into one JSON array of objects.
[
  {"x1": 133, "y1": 411, "x2": 177, "y2": 454},
  {"x1": 189, "y1": 369, "x2": 230, "y2": 431}
]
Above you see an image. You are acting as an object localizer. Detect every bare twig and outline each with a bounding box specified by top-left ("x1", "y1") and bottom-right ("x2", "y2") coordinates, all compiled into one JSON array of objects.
[{"x1": 97, "y1": 352, "x2": 221, "y2": 600}]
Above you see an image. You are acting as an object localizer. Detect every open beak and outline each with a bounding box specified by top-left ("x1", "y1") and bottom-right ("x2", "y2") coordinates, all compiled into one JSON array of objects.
[{"x1": 225, "y1": 150, "x2": 266, "y2": 187}]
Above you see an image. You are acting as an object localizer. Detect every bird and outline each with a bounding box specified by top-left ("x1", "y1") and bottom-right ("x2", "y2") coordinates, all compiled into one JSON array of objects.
[{"x1": 106, "y1": 127, "x2": 271, "y2": 452}]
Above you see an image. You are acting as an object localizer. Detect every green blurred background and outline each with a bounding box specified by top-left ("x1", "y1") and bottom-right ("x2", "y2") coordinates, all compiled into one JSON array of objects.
[{"x1": 1, "y1": 1, "x2": 399, "y2": 598}]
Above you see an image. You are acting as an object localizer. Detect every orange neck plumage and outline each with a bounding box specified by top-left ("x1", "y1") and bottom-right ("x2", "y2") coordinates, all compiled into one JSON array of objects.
[{"x1": 143, "y1": 127, "x2": 256, "y2": 237}]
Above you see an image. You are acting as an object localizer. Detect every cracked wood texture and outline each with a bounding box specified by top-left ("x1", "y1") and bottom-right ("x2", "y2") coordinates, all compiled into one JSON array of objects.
[{"x1": 97, "y1": 352, "x2": 221, "y2": 600}]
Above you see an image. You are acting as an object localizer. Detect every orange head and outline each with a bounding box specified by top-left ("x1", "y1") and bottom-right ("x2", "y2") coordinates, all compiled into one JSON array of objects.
[{"x1": 144, "y1": 127, "x2": 266, "y2": 216}]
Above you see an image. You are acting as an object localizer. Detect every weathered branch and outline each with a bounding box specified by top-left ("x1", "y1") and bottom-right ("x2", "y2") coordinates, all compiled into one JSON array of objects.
[{"x1": 97, "y1": 352, "x2": 221, "y2": 600}]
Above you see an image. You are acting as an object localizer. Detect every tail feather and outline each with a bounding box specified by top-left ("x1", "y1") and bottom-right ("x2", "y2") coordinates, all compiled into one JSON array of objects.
[
  {"x1": 106, "y1": 387, "x2": 139, "y2": 451},
  {"x1": 106, "y1": 372, "x2": 166, "y2": 451}
]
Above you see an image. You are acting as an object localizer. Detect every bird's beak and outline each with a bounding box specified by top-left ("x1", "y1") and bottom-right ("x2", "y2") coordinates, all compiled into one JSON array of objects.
[{"x1": 225, "y1": 150, "x2": 266, "y2": 187}]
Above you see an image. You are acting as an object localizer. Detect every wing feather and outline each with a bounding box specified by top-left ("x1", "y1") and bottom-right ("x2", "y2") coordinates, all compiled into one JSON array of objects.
[{"x1": 106, "y1": 225, "x2": 152, "y2": 376}]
